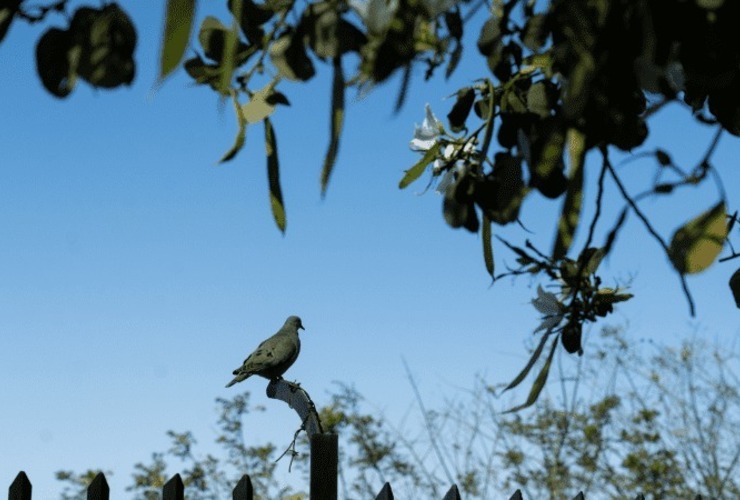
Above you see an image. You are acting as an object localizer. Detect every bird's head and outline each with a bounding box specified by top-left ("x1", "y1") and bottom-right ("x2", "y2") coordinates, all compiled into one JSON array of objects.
[{"x1": 286, "y1": 315, "x2": 305, "y2": 331}]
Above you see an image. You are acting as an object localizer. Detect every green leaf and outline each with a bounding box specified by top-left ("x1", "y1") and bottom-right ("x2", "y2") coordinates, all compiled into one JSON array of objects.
[
  {"x1": 668, "y1": 202, "x2": 727, "y2": 274},
  {"x1": 320, "y1": 58, "x2": 345, "y2": 196},
  {"x1": 504, "y1": 331, "x2": 551, "y2": 392},
  {"x1": 398, "y1": 142, "x2": 441, "y2": 189},
  {"x1": 159, "y1": 0, "x2": 195, "y2": 81},
  {"x1": 184, "y1": 55, "x2": 220, "y2": 86},
  {"x1": 219, "y1": 91, "x2": 247, "y2": 163},
  {"x1": 482, "y1": 214, "x2": 494, "y2": 278},
  {"x1": 219, "y1": 3, "x2": 241, "y2": 94},
  {"x1": 447, "y1": 87, "x2": 475, "y2": 133},
  {"x1": 73, "y1": 5, "x2": 137, "y2": 89},
  {"x1": 477, "y1": 152, "x2": 526, "y2": 225},
  {"x1": 730, "y1": 267, "x2": 740, "y2": 308},
  {"x1": 269, "y1": 30, "x2": 315, "y2": 81},
  {"x1": 35, "y1": 28, "x2": 77, "y2": 98},
  {"x1": 229, "y1": 0, "x2": 273, "y2": 45},
  {"x1": 444, "y1": 7, "x2": 463, "y2": 40},
  {"x1": 479, "y1": 79, "x2": 496, "y2": 157},
  {"x1": 198, "y1": 16, "x2": 228, "y2": 62},
  {"x1": 0, "y1": 0, "x2": 21, "y2": 44},
  {"x1": 265, "y1": 91, "x2": 290, "y2": 106},
  {"x1": 242, "y1": 81, "x2": 279, "y2": 123},
  {"x1": 504, "y1": 335, "x2": 558, "y2": 413},
  {"x1": 445, "y1": 41, "x2": 463, "y2": 79},
  {"x1": 264, "y1": 118, "x2": 286, "y2": 233},
  {"x1": 522, "y1": 14, "x2": 548, "y2": 51},
  {"x1": 303, "y1": 1, "x2": 339, "y2": 59},
  {"x1": 477, "y1": 17, "x2": 501, "y2": 57},
  {"x1": 563, "y1": 54, "x2": 595, "y2": 119},
  {"x1": 552, "y1": 128, "x2": 586, "y2": 259},
  {"x1": 580, "y1": 247, "x2": 606, "y2": 276},
  {"x1": 526, "y1": 81, "x2": 550, "y2": 118},
  {"x1": 655, "y1": 149, "x2": 672, "y2": 166},
  {"x1": 534, "y1": 121, "x2": 565, "y2": 179}
]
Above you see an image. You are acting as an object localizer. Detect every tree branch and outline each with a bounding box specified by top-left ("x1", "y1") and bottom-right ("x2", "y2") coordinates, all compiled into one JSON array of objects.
[{"x1": 605, "y1": 155, "x2": 696, "y2": 316}]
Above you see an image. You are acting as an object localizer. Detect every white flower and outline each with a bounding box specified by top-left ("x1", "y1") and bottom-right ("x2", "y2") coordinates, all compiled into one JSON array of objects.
[
  {"x1": 435, "y1": 162, "x2": 465, "y2": 194},
  {"x1": 432, "y1": 141, "x2": 477, "y2": 193},
  {"x1": 410, "y1": 103, "x2": 443, "y2": 151},
  {"x1": 532, "y1": 285, "x2": 564, "y2": 333},
  {"x1": 350, "y1": 0, "x2": 398, "y2": 35},
  {"x1": 432, "y1": 144, "x2": 457, "y2": 174}
]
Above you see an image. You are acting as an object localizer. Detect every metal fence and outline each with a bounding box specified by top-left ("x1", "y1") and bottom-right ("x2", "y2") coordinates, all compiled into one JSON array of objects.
[
  {"x1": 6, "y1": 431, "x2": 658, "y2": 499},
  {"x1": 8, "y1": 470, "x2": 657, "y2": 500}
]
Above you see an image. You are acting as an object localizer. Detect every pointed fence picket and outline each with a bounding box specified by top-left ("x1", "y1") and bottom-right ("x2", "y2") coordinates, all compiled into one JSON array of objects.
[
  {"x1": 8, "y1": 470, "x2": 662, "y2": 500},
  {"x1": 8, "y1": 471, "x2": 256, "y2": 500}
]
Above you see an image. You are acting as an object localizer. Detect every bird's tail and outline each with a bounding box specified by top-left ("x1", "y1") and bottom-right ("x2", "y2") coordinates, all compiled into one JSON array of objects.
[{"x1": 225, "y1": 373, "x2": 249, "y2": 388}]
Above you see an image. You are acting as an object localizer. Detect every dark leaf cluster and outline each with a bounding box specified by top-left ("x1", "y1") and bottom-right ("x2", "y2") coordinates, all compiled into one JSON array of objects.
[{"x1": 32, "y1": 3, "x2": 136, "y2": 98}]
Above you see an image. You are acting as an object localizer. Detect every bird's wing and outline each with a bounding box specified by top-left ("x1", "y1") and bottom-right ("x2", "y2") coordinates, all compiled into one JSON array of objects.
[{"x1": 235, "y1": 334, "x2": 294, "y2": 374}]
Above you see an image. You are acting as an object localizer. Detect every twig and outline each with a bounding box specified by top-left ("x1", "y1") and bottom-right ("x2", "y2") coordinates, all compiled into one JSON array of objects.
[
  {"x1": 605, "y1": 155, "x2": 696, "y2": 316},
  {"x1": 583, "y1": 159, "x2": 608, "y2": 252},
  {"x1": 700, "y1": 127, "x2": 723, "y2": 166},
  {"x1": 274, "y1": 425, "x2": 303, "y2": 471},
  {"x1": 402, "y1": 358, "x2": 456, "y2": 488}
]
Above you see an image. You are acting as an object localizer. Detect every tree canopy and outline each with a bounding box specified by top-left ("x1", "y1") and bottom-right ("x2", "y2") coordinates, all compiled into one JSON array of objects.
[{"x1": 2, "y1": 0, "x2": 740, "y2": 405}]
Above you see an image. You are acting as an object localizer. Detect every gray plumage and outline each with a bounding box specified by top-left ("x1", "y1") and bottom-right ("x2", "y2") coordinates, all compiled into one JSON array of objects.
[{"x1": 225, "y1": 315, "x2": 304, "y2": 388}]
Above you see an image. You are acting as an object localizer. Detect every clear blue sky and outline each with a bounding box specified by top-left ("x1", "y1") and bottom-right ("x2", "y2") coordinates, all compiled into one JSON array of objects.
[{"x1": 1, "y1": 3, "x2": 738, "y2": 498}]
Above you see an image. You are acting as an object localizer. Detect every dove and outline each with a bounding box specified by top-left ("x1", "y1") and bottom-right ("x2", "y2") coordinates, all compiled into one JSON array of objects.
[{"x1": 225, "y1": 315, "x2": 305, "y2": 388}]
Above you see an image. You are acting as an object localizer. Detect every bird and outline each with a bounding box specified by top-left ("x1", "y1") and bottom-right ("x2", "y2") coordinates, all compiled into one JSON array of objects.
[{"x1": 225, "y1": 315, "x2": 305, "y2": 388}]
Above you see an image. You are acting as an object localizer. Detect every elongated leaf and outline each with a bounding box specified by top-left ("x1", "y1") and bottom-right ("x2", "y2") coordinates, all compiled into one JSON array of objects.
[
  {"x1": 264, "y1": 118, "x2": 286, "y2": 232},
  {"x1": 504, "y1": 331, "x2": 550, "y2": 392},
  {"x1": 394, "y1": 63, "x2": 412, "y2": 113},
  {"x1": 399, "y1": 142, "x2": 440, "y2": 189},
  {"x1": 219, "y1": 0, "x2": 240, "y2": 93},
  {"x1": 445, "y1": 41, "x2": 462, "y2": 78},
  {"x1": 504, "y1": 335, "x2": 558, "y2": 412},
  {"x1": 553, "y1": 128, "x2": 586, "y2": 259},
  {"x1": 730, "y1": 267, "x2": 740, "y2": 308},
  {"x1": 669, "y1": 202, "x2": 727, "y2": 274},
  {"x1": 159, "y1": 0, "x2": 195, "y2": 81},
  {"x1": 604, "y1": 207, "x2": 628, "y2": 254},
  {"x1": 320, "y1": 57, "x2": 345, "y2": 196},
  {"x1": 219, "y1": 91, "x2": 247, "y2": 163},
  {"x1": 482, "y1": 213, "x2": 494, "y2": 277},
  {"x1": 535, "y1": 122, "x2": 565, "y2": 181},
  {"x1": 447, "y1": 87, "x2": 474, "y2": 133},
  {"x1": 480, "y1": 79, "x2": 496, "y2": 157},
  {"x1": 269, "y1": 30, "x2": 315, "y2": 81},
  {"x1": 198, "y1": 16, "x2": 229, "y2": 62},
  {"x1": 0, "y1": 1, "x2": 21, "y2": 44}
]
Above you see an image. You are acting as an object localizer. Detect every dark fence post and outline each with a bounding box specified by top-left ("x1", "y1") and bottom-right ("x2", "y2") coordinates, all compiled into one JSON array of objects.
[
  {"x1": 374, "y1": 482, "x2": 394, "y2": 500},
  {"x1": 509, "y1": 489, "x2": 523, "y2": 500},
  {"x1": 162, "y1": 474, "x2": 184, "y2": 500},
  {"x1": 8, "y1": 472, "x2": 31, "y2": 500},
  {"x1": 232, "y1": 474, "x2": 253, "y2": 500},
  {"x1": 442, "y1": 484, "x2": 461, "y2": 500},
  {"x1": 87, "y1": 473, "x2": 109, "y2": 500},
  {"x1": 310, "y1": 433, "x2": 337, "y2": 500}
]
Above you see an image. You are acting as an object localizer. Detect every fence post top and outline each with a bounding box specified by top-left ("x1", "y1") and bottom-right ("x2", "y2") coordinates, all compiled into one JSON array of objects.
[{"x1": 9, "y1": 471, "x2": 32, "y2": 500}]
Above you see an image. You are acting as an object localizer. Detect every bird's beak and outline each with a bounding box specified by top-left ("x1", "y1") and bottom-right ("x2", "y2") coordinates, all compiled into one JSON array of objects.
[{"x1": 300, "y1": 325, "x2": 305, "y2": 330}]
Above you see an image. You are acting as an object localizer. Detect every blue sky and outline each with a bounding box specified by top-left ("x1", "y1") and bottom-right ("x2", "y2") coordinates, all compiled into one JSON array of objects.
[{"x1": 1, "y1": 2, "x2": 739, "y2": 498}]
